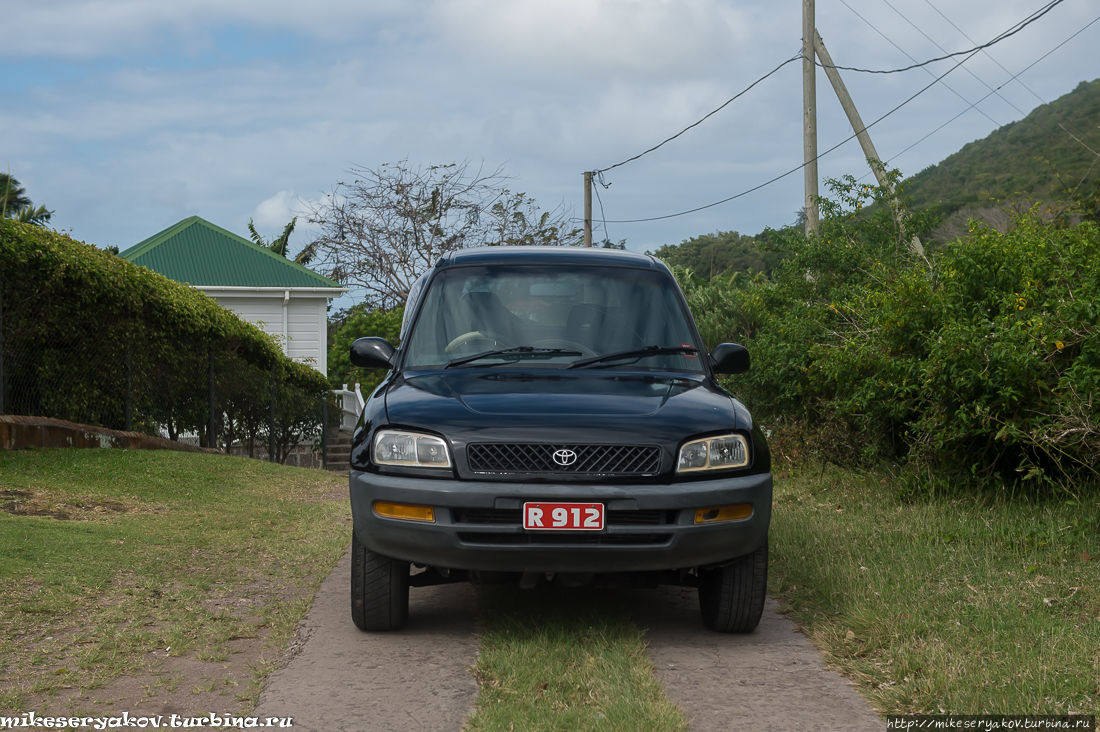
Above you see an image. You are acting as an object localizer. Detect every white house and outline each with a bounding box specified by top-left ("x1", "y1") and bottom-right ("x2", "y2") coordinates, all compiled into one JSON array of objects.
[{"x1": 119, "y1": 216, "x2": 346, "y2": 374}]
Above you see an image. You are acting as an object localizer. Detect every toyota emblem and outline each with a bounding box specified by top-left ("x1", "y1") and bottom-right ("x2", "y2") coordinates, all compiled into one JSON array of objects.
[{"x1": 552, "y1": 449, "x2": 577, "y2": 466}]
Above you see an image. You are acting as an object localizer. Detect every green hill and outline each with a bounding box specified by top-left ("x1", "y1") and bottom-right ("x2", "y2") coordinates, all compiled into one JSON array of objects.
[
  {"x1": 653, "y1": 80, "x2": 1100, "y2": 279},
  {"x1": 903, "y1": 79, "x2": 1100, "y2": 214}
]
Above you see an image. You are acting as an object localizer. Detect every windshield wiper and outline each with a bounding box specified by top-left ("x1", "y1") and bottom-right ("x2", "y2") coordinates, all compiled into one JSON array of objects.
[
  {"x1": 444, "y1": 346, "x2": 582, "y2": 369},
  {"x1": 567, "y1": 345, "x2": 699, "y2": 369}
]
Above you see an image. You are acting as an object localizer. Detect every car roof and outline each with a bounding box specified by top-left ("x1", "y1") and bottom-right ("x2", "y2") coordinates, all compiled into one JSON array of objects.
[{"x1": 438, "y1": 246, "x2": 663, "y2": 270}]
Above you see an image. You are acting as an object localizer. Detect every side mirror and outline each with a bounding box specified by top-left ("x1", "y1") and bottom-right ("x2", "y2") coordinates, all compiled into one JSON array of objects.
[
  {"x1": 350, "y1": 337, "x2": 396, "y2": 369},
  {"x1": 711, "y1": 343, "x2": 750, "y2": 375}
]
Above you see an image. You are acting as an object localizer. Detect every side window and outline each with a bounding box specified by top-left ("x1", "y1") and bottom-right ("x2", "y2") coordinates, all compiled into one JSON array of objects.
[{"x1": 400, "y1": 272, "x2": 430, "y2": 340}]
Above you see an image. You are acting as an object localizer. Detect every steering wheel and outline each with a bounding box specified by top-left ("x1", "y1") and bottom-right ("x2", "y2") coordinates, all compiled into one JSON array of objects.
[
  {"x1": 532, "y1": 339, "x2": 597, "y2": 358},
  {"x1": 444, "y1": 330, "x2": 517, "y2": 353}
]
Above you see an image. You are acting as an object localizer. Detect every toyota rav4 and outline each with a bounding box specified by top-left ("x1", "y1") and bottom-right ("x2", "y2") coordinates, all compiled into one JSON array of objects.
[{"x1": 347, "y1": 246, "x2": 771, "y2": 632}]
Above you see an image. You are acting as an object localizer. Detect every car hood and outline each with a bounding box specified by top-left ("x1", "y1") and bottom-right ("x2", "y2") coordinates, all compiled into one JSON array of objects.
[{"x1": 382, "y1": 370, "x2": 749, "y2": 445}]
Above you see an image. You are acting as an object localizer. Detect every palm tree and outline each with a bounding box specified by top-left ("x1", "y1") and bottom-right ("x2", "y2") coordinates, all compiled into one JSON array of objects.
[
  {"x1": 15, "y1": 204, "x2": 52, "y2": 225},
  {"x1": 1, "y1": 173, "x2": 52, "y2": 225},
  {"x1": 1, "y1": 173, "x2": 32, "y2": 218},
  {"x1": 247, "y1": 216, "x2": 317, "y2": 266}
]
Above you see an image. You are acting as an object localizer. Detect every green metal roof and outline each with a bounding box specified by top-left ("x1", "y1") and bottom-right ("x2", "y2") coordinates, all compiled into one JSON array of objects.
[{"x1": 119, "y1": 216, "x2": 341, "y2": 289}]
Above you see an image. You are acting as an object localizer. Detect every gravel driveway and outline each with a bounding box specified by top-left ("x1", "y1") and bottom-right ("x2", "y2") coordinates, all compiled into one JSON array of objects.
[
  {"x1": 255, "y1": 549, "x2": 883, "y2": 731},
  {"x1": 632, "y1": 587, "x2": 884, "y2": 731},
  {"x1": 254, "y1": 549, "x2": 479, "y2": 731}
]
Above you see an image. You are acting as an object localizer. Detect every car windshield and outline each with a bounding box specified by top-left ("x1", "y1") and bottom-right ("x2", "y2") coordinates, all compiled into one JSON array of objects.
[{"x1": 402, "y1": 265, "x2": 705, "y2": 372}]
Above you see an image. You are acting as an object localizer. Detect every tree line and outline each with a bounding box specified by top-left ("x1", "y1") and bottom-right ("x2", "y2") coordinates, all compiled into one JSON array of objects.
[
  {"x1": 677, "y1": 173, "x2": 1100, "y2": 494},
  {"x1": 10, "y1": 135, "x2": 1099, "y2": 491}
]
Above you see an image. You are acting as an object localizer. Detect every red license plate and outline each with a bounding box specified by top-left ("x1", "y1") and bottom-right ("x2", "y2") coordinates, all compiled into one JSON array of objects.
[{"x1": 523, "y1": 502, "x2": 604, "y2": 530}]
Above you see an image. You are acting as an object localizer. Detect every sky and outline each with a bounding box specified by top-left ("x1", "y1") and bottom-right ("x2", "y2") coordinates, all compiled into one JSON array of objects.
[{"x1": 5, "y1": 0, "x2": 1098, "y2": 308}]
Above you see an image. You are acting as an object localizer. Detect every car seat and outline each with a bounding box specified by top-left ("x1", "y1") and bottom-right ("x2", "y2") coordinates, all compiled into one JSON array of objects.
[{"x1": 458, "y1": 291, "x2": 527, "y2": 345}]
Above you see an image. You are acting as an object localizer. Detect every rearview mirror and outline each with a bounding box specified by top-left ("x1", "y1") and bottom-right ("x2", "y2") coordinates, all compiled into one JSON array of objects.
[
  {"x1": 711, "y1": 343, "x2": 750, "y2": 375},
  {"x1": 350, "y1": 337, "x2": 396, "y2": 370}
]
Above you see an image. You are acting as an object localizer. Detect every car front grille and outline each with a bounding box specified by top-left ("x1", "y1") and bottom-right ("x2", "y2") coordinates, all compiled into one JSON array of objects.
[{"x1": 466, "y1": 443, "x2": 661, "y2": 475}]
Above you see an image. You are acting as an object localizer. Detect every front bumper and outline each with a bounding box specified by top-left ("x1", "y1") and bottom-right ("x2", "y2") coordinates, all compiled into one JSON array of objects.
[{"x1": 350, "y1": 469, "x2": 772, "y2": 573}]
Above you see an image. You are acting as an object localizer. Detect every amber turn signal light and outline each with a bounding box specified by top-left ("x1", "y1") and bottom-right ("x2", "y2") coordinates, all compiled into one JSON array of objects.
[
  {"x1": 373, "y1": 501, "x2": 435, "y2": 523},
  {"x1": 694, "y1": 504, "x2": 753, "y2": 524}
]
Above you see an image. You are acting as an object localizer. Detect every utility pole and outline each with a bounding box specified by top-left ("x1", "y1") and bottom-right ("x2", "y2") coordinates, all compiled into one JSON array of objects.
[
  {"x1": 815, "y1": 30, "x2": 909, "y2": 238},
  {"x1": 802, "y1": 0, "x2": 819, "y2": 236},
  {"x1": 814, "y1": 32, "x2": 890, "y2": 193},
  {"x1": 583, "y1": 171, "x2": 593, "y2": 247}
]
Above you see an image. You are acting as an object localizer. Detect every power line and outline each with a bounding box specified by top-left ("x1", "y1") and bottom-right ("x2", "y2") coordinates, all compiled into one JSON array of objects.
[
  {"x1": 594, "y1": 52, "x2": 802, "y2": 175},
  {"x1": 837, "y1": 0, "x2": 1003, "y2": 128},
  {"x1": 922, "y1": 0, "x2": 1097, "y2": 158},
  {"x1": 868, "y1": 11, "x2": 1100, "y2": 177},
  {"x1": 600, "y1": 45, "x2": 984, "y2": 224},
  {"x1": 877, "y1": 0, "x2": 1026, "y2": 119},
  {"x1": 922, "y1": 0, "x2": 1047, "y2": 107},
  {"x1": 815, "y1": 0, "x2": 1065, "y2": 74},
  {"x1": 592, "y1": 181, "x2": 610, "y2": 245},
  {"x1": 588, "y1": 0, "x2": 1085, "y2": 226}
]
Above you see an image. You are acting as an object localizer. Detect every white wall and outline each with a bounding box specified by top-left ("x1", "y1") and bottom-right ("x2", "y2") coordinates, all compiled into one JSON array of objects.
[
  {"x1": 200, "y1": 288, "x2": 335, "y2": 375},
  {"x1": 287, "y1": 298, "x2": 325, "y2": 368},
  {"x1": 215, "y1": 295, "x2": 284, "y2": 341}
]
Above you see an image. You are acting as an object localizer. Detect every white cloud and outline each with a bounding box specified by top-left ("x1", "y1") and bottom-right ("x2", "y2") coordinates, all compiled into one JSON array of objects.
[
  {"x1": 431, "y1": 0, "x2": 748, "y2": 78},
  {"x1": 3, "y1": 0, "x2": 1096, "y2": 267},
  {"x1": 1, "y1": 0, "x2": 417, "y2": 58},
  {"x1": 251, "y1": 189, "x2": 299, "y2": 230}
]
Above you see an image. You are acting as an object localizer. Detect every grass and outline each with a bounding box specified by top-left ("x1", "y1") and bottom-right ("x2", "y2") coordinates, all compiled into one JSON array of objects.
[
  {"x1": 466, "y1": 586, "x2": 687, "y2": 732},
  {"x1": 768, "y1": 466, "x2": 1100, "y2": 715},
  {"x1": 8, "y1": 447, "x2": 1093, "y2": 721},
  {"x1": 0, "y1": 448, "x2": 349, "y2": 714}
]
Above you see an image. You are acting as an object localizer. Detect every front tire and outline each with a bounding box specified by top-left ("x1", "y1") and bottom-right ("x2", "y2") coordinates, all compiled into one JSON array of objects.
[
  {"x1": 350, "y1": 530, "x2": 409, "y2": 631},
  {"x1": 698, "y1": 539, "x2": 767, "y2": 633}
]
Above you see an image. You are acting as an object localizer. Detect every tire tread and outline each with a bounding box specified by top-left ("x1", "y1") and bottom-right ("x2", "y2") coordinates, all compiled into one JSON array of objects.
[
  {"x1": 350, "y1": 531, "x2": 409, "y2": 631},
  {"x1": 699, "y1": 539, "x2": 768, "y2": 633}
]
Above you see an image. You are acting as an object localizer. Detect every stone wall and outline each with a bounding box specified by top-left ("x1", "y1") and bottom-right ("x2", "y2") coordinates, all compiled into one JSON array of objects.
[
  {"x1": 0, "y1": 415, "x2": 224, "y2": 455},
  {"x1": 0, "y1": 415, "x2": 339, "y2": 472}
]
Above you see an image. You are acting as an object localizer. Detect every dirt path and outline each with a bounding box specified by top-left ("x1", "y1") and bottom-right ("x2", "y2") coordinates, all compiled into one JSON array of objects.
[
  {"x1": 632, "y1": 587, "x2": 885, "y2": 731},
  {"x1": 255, "y1": 551, "x2": 883, "y2": 731},
  {"x1": 253, "y1": 549, "x2": 480, "y2": 732}
]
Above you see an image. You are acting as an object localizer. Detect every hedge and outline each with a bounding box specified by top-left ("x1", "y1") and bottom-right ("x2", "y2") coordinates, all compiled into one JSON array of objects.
[{"x1": 0, "y1": 219, "x2": 329, "y2": 443}]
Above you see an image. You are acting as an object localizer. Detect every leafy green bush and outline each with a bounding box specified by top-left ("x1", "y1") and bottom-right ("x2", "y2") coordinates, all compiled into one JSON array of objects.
[
  {"x1": 327, "y1": 304, "x2": 403, "y2": 394},
  {"x1": 0, "y1": 220, "x2": 329, "y2": 447},
  {"x1": 674, "y1": 176, "x2": 1100, "y2": 490},
  {"x1": 865, "y1": 212, "x2": 1100, "y2": 485}
]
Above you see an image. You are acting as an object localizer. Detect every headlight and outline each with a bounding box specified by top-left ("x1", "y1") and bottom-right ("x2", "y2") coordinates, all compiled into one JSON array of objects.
[
  {"x1": 373, "y1": 430, "x2": 452, "y2": 468},
  {"x1": 677, "y1": 433, "x2": 749, "y2": 473}
]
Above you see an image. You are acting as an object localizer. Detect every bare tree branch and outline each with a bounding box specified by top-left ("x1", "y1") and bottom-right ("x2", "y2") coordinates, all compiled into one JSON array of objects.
[{"x1": 306, "y1": 160, "x2": 582, "y2": 308}]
